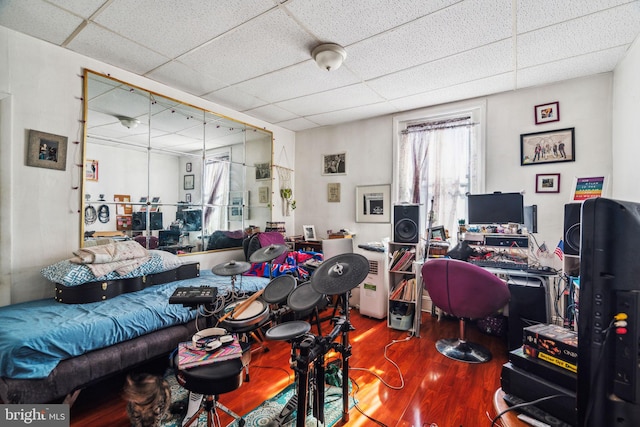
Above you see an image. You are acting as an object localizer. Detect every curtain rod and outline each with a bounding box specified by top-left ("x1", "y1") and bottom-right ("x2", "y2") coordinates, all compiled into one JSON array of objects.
[{"x1": 401, "y1": 120, "x2": 477, "y2": 134}]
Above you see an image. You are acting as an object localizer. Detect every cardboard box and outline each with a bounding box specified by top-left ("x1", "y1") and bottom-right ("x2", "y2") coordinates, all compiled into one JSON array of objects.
[{"x1": 523, "y1": 323, "x2": 578, "y2": 366}]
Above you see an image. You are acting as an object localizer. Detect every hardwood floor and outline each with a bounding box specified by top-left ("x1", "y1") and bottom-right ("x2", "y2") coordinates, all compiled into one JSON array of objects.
[{"x1": 70, "y1": 308, "x2": 508, "y2": 427}]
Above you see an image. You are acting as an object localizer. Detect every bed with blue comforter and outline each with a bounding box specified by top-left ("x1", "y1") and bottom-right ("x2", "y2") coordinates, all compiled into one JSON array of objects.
[{"x1": 0, "y1": 269, "x2": 269, "y2": 404}]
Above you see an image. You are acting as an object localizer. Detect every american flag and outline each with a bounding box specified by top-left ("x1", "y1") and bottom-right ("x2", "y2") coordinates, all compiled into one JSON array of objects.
[
  {"x1": 536, "y1": 242, "x2": 548, "y2": 256},
  {"x1": 554, "y1": 240, "x2": 564, "y2": 260}
]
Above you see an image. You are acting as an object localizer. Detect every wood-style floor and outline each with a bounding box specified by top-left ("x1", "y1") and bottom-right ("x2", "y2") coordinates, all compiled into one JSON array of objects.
[{"x1": 70, "y1": 308, "x2": 508, "y2": 427}]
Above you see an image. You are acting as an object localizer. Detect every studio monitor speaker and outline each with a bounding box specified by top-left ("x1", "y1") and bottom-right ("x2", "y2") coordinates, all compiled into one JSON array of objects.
[
  {"x1": 394, "y1": 204, "x2": 419, "y2": 243},
  {"x1": 132, "y1": 212, "x2": 163, "y2": 231},
  {"x1": 564, "y1": 203, "x2": 581, "y2": 256}
]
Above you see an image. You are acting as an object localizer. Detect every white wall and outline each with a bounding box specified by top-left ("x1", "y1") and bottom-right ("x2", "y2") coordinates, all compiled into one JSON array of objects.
[
  {"x1": 0, "y1": 27, "x2": 294, "y2": 305},
  {"x1": 294, "y1": 73, "x2": 614, "y2": 258},
  {"x1": 612, "y1": 36, "x2": 640, "y2": 200}
]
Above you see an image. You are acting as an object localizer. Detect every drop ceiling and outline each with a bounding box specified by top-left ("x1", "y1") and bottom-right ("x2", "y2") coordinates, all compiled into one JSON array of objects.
[{"x1": 1, "y1": 0, "x2": 639, "y2": 132}]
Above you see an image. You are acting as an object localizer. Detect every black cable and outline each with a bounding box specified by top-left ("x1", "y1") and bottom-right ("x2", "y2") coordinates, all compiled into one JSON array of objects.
[
  {"x1": 490, "y1": 394, "x2": 569, "y2": 426},
  {"x1": 349, "y1": 376, "x2": 388, "y2": 426}
]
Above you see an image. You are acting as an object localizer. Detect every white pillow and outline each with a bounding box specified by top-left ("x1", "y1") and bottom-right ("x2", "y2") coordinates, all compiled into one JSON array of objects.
[{"x1": 149, "y1": 250, "x2": 183, "y2": 270}]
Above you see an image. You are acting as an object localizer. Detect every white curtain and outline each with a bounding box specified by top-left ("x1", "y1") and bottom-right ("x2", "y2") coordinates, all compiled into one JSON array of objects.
[
  {"x1": 398, "y1": 118, "x2": 475, "y2": 244},
  {"x1": 203, "y1": 154, "x2": 230, "y2": 234}
]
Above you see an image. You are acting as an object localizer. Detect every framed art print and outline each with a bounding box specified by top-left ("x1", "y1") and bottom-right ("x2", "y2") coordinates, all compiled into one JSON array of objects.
[
  {"x1": 536, "y1": 173, "x2": 560, "y2": 193},
  {"x1": 535, "y1": 101, "x2": 560, "y2": 124},
  {"x1": 355, "y1": 184, "x2": 391, "y2": 223},
  {"x1": 26, "y1": 130, "x2": 68, "y2": 171},
  {"x1": 184, "y1": 174, "x2": 195, "y2": 190},
  {"x1": 520, "y1": 128, "x2": 575, "y2": 166},
  {"x1": 322, "y1": 153, "x2": 346, "y2": 175}
]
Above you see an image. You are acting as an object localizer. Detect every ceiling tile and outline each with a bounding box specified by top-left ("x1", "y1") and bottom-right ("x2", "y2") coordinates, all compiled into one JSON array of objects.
[
  {"x1": 93, "y1": 0, "x2": 275, "y2": 58},
  {"x1": 517, "y1": 47, "x2": 628, "y2": 89},
  {"x1": 146, "y1": 61, "x2": 227, "y2": 96},
  {"x1": 273, "y1": 117, "x2": 321, "y2": 132},
  {"x1": 518, "y1": 3, "x2": 640, "y2": 68},
  {"x1": 307, "y1": 102, "x2": 399, "y2": 126},
  {"x1": 389, "y1": 73, "x2": 514, "y2": 111},
  {"x1": 0, "y1": 0, "x2": 84, "y2": 45},
  {"x1": 345, "y1": 0, "x2": 512, "y2": 80},
  {"x1": 66, "y1": 23, "x2": 170, "y2": 75},
  {"x1": 517, "y1": 0, "x2": 634, "y2": 34},
  {"x1": 204, "y1": 86, "x2": 268, "y2": 112},
  {"x1": 283, "y1": 0, "x2": 459, "y2": 45},
  {"x1": 179, "y1": 7, "x2": 317, "y2": 85},
  {"x1": 275, "y1": 83, "x2": 385, "y2": 116},
  {"x1": 368, "y1": 39, "x2": 513, "y2": 99},
  {"x1": 49, "y1": 0, "x2": 107, "y2": 18},
  {"x1": 244, "y1": 104, "x2": 299, "y2": 123},
  {"x1": 234, "y1": 60, "x2": 361, "y2": 103}
]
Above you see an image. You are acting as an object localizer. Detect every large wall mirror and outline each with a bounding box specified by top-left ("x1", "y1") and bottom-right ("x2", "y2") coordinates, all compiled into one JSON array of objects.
[{"x1": 81, "y1": 70, "x2": 273, "y2": 254}]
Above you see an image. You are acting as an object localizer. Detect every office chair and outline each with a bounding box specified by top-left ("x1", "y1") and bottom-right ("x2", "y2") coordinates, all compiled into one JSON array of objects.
[{"x1": 421, "y1": 258, "x2": 510, "y2": 363}]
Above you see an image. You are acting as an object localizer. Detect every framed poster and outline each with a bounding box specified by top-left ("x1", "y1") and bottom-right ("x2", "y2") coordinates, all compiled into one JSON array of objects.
[
  {"x1": 258, "y1": 186, "x2": 269, "y2": 204},
  {"x1": 86, "y1": 159, "x2": 99, "y2": 181},
  {"x1": 534, "y1": 101, "x2": 560, "y2": 124},
  {"x1": 571, "y1": 176, "x2": 607, "y2": 201},
  {"x1": 327, "y1": 183, "x2": 341, "y2": 202},
  {"x1": 536, "y1": 173, "x2": 560, "y2": 193},
  {"x1": 184, "y1": 174, "x2": 195, "y2": 190},
  {"x1": 322, "y1": 153, "x2": 346, "y2": 175},
  {"x1": 520, "y1": 128, "x2": 575, "y2": 166},
  {"x1": 26, "y1": 130, "x2": 68, "y2": 171},
  {"x1": 355, "y1": 184, "x2": 391, "y2": 223}
]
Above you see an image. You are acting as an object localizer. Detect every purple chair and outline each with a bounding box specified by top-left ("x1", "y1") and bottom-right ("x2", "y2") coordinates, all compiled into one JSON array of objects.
[{"x1": 421, "y1": 258, "x2": 510, "y2": 363}]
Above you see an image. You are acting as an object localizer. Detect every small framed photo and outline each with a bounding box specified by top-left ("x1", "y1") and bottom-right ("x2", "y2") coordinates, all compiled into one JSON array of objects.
[
  {"x1": 86, "y1": 159, "x2": 99, "y2": 181},
  {"x1": 255, "y1": 162, "x2": 271, "y2": 180},
  {"x1": 303, "y1": 225, "x2": 317, "y2": 241},
  {"x1": 327, "y1": 183, "x2": 341, "y2": 202},
  {"x1": 186, "y1": 162, "x2": 192, "y2": 173},
  {"x1": 356, "y1": 184, "x2": 391, "y2": 223},
  {"x1": 184, "y1": 174, "x2": 195, "y2": 190},
  {"x1": 535, "y1": 102, "x2": 560, "y2": 124},
  {"x1": 258, "y1": 186, "x2": 269, "y2": 204},
  {"x1": 429, "y1": 225, "x2": 446, "y2": 241},
  {"x1": 520, "y1": 127, "x2": 575, "y2": 166},
  {"x1": 322, "y1": 153, "x2": 346, "y2": 175},
  {"x1": 185, "y1": 193, "x2": 191, "y2": 203},
  {"x1": 26, "y1": 130, "x2": 68, "y2": 171},
  {"x1": 536, "y1": 173, "x2": 561, "y2": 193}
]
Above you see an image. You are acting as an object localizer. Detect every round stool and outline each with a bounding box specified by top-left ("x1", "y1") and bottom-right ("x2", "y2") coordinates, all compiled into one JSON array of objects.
[{"x1": 174, "y1": 354, "x2": 245, "y2": 427}]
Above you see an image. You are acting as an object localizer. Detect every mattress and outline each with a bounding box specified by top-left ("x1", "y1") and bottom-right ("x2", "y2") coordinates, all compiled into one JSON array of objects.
[{"x1": 0, "y1": 271, "x2": 268, "y2": 379}]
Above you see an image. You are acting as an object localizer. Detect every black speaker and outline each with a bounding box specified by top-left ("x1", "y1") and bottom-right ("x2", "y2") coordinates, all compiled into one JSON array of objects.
[
  {"x1": 564, "y1": 203, "x2": 581, "y2": 256},
  {"x1": 132, "y1": 212, "x2": 163, "y2": 231},
  {"x1": 393, "y1": 205, "x2": 419, "y2": 243},
  {"x1": 507, "y1": 278, "x2": 548, "y2": 351}
]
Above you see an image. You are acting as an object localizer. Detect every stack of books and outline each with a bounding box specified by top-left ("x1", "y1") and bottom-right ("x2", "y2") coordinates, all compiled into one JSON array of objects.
[
  {"x1": 389, "y1": 247, "x2": 416, "y2": 272},
  {"x1": 177, "y1": 335, "x2": 243, "y2": 370}
]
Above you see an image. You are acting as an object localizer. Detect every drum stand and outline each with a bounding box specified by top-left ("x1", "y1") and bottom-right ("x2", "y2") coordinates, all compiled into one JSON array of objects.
[{"x1": 291, "y1": 295, "x2": 353, "y2": 427}]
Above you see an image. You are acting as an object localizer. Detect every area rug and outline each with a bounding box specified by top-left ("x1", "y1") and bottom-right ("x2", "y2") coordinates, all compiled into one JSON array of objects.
[{"x1": 160, "y1": 370, "x2": 355, "y2": 427}]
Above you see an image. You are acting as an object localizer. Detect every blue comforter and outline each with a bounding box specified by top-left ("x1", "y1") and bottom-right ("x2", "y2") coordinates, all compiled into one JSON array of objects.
[{"x1": 0, "y1": 271, "x2": 268, "y2": 379}]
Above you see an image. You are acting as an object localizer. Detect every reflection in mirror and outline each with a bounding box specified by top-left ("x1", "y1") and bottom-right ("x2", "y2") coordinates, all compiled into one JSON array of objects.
[{"x1": 82, "y1": 70, "x2": 273, "y2": 254}]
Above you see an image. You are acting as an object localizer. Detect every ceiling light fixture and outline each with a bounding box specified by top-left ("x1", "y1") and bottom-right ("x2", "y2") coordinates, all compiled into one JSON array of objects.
[
  {"x1": 116, "y1": 115, "x2": 140, "y2": 129},
  {"x1": 311, "y1": 43, "x2": 347, "y2": 71}
]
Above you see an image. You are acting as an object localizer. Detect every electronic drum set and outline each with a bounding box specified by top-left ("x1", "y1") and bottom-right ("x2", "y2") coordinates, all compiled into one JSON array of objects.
[{"x1": 210, "y1": 244, "x2": 369, "y2": 426}]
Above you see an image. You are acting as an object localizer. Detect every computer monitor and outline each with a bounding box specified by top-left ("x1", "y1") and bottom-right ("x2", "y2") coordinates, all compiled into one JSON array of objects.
[
  {"x1": 467, "y1": 192, "x2": 524, "y2": 225},
  {"x1": 322, "y1": 238, "x2": 353, "y2": 261},
  {"x1": 159, "y1": 230, "x2": 181, "y2": 246},
  {"x1": 578, "y1": 197, "x2": 640, "y2": 426}
]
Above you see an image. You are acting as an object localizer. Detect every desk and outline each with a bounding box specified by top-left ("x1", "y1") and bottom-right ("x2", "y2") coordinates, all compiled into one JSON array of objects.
[
  {"x1": 493, "y1": 388, "x2": 529, "y2": 427},
  {"x1": 293, "y1": 240, "x2": 322, "y2": 252}
]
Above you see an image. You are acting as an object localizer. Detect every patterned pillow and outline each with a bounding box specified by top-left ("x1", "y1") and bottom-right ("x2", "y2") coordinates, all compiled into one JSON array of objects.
[{"x1": 41, "y1": 254, "x2": 168, "y2": 287}]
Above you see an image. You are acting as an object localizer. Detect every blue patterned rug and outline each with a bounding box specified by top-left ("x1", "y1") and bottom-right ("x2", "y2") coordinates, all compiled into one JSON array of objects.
[{"x1": 160, "y1": 370, "x2": 355, "y2": 427}]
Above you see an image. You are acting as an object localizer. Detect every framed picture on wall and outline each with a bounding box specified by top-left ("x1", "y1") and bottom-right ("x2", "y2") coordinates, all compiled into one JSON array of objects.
[
  {"x1": 26, "y1": 129, "x2": 68, "y2": 171},
  {"x1": 327, "y1": 183, "x2": 341, "y2": 202},
  {"x1": 322, "y1": 153, "x2": 346, "y2": 175},
  {"x1": 186, "y1": 162, "x2": 192, "y2": 173},
  {"x1": 535, "y1": 173, "x2": 561, "y2": 193},
  {"x1": 520, "y1": 128, "x2": 575, "y2": 166},
  {"x1": 534, "y1": 101, "x2": 560, "y2": 124},
  {"x1": 258, "y1": 186, "x2": 269, "y2": 204},
  {"x1": 184, "y1": 174, "x2": 195, "y2": 190},
  {"x1": 255, "y1": 163, "x2": 271, "y2": 180},
  {"x1": 355, "y1": 184, "x2": 391, "y2": 223},
  {"x1": 86, "y1": 159, "x2": 99, "y2": 181}
]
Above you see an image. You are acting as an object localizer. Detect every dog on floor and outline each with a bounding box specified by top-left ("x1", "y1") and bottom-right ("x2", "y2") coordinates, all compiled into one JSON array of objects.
[{"x1": 123, "y1": 373, "x2": 173, "y2": 427}]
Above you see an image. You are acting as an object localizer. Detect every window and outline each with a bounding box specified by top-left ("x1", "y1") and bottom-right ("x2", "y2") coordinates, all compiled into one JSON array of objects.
[{"x1": 393, "y1": 102, "x2": 485, "y2": 245}]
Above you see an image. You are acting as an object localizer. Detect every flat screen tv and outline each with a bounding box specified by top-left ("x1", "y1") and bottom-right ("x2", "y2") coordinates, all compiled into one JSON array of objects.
[
  {"x1": 578, "y1": 197, "x2": 640, "y2": 426},
  {"x1": 467, "y1": 192, "x2": 524, "y2": 225}
]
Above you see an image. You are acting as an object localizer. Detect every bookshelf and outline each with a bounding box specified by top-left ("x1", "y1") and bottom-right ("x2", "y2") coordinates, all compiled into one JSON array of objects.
[{"x1": 387, "y1": 242, "x2": 423, "y2": 336}]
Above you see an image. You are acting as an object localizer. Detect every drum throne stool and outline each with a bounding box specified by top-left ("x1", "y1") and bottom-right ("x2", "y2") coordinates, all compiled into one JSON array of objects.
[
  {"x1": 421, "y1": 258, "x2": 510, "y2": 363},
  {"x1": 173, "y1": 354, "x2": 246, "y2": 427}
]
